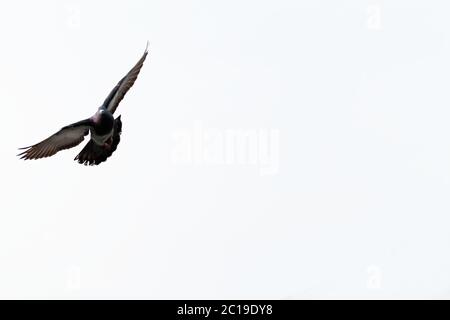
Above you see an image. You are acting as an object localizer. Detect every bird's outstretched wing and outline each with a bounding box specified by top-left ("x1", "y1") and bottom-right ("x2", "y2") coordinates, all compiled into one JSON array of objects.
[
  {"x1": 103, "y1": 42, "x2": 149, "y2": 114},
  {"x1": 18, "y1": 119, "x2": 92, "y2": 160}
]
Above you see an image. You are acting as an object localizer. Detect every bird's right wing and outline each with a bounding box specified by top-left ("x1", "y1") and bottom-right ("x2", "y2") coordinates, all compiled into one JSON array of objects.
[
  {"x1": 103, "y1": 43, "x2": 149, "y2": 114},
  {"x1": 18, "y1": 119, "x2": 92, "y2": 160}
]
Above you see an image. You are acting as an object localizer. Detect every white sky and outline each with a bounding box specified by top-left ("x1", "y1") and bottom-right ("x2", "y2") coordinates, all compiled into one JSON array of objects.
[{"x1": 1, "y1": 0, "x2": 450, "y2": 299}]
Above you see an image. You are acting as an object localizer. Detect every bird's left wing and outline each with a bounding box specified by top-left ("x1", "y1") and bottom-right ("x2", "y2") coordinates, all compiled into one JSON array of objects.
[
  {"x1": 103, "y1": 42, "x2": 149, "y2": 114},
  {"x1": 18, "y1": 119, "x2": 92, "y2": 160}
]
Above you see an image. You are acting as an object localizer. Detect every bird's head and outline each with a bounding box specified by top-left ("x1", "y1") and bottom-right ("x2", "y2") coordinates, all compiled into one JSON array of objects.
[{"x1": 91, "y1": 108, "x2": 106, "y2": 124}]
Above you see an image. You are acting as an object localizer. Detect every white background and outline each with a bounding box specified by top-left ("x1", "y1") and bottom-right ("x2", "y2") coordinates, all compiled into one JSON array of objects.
[{"x1": 0, "y1": 0, "x2": 450, "y2": 299}]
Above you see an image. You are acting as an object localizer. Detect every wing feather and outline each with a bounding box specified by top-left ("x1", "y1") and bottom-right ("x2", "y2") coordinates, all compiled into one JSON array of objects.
[
  {"x1": 18, "y1": 120, "x2": 91, "y2": 160},
  {"x1": 103, "y1": 42, "x2": 149, "y2": 114}
]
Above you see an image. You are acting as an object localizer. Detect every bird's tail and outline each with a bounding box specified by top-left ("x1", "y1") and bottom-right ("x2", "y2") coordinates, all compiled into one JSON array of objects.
[{"x1": 75, "y1": 116, "x2": 122, "y2": 166}]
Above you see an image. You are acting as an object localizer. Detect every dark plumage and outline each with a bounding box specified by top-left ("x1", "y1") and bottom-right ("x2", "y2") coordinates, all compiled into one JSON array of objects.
[
  {"x1": 75, "y1": 116, "x2": 122, "y2": 166},
  {"x1": 18, "y1": 43, "x2": 148, "y2": 166}
]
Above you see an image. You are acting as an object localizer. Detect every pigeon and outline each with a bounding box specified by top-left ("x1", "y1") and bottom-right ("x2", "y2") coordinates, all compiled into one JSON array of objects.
[{"x1": 18, "y1": 43, "x2": 149, "y2": 166}]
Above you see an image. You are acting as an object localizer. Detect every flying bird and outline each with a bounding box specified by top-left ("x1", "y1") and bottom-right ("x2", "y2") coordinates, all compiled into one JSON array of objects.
[{"x1": 18, "y1": 44, "x2": 149, "y2": 166}]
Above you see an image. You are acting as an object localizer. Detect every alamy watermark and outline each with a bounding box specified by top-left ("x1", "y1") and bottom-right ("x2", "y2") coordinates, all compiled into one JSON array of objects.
[
  {"x1": 66, "y1": 265, "x2": 81, "y2": 292},
  {"x1": 65, "y1": 3, "x2": 81, "y2": 30},
  {"x1": 367, "y1": 3, "x2": 382, "y2": 31},
  {"x1": 366, "y1": 265, "x2": 382, "y2": 290},
  {"x1": 171, "y1": 121, "x2": 280, "y2": 176}
]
